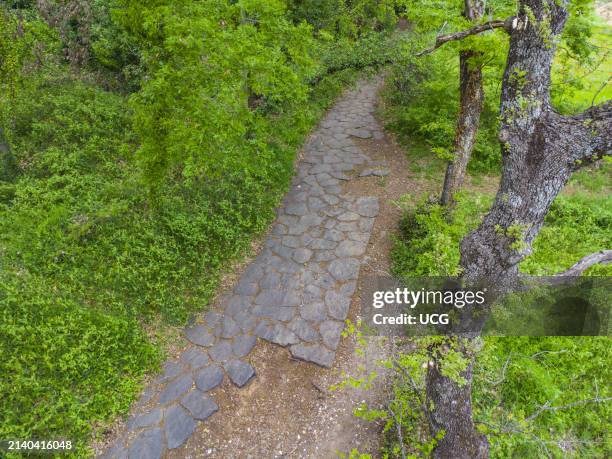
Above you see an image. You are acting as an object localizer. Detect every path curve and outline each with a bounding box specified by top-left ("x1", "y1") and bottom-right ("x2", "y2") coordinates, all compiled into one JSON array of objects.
[{"x1": 101, "y1": 78, "x2": 386, "y2": 459}]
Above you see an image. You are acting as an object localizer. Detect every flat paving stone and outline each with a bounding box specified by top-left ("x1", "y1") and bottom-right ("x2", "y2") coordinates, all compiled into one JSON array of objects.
[
  {"x1": 355, "y1": 196, "x2": 379, "y2": 217},
  {"x1": 328, "y1": 258, "x2": 360, "y2": 280},
  {"x1": 300, "y1": 302, "x2": 327, "y2": 322},
  {"x1": 127, "y1": 407, "x2": 163, "y2": 431},
  {"x1": 195, "y1": 365, "x2": 224, "y2": 392},
  {"x1": 208, "y1": 340, "x2": 234, "y2": 362},
  {"x1": 128, "y1": 428, "x2": 163, "y2": 459},
  {"x1": 359, "y1": 168, "x2": 389, "y2": 177},
  {"x1": 320, "y1": 320, "x2": 344, "y2": 349},
  {"x1": 156, "y1": 361, "x2": 185, "y2": 384},
  {"x1": 180, "y1": 348, "x2": 210, "y2": 370},
  {"x1": 185, "y1": 325, "x2": 214, "y2": 347},
  {"x1": 164, "y1": 404, "x2": 196, "y2": 449},
  {"x1": 181, "y1": 390, "x2": 218, "y2": 420},
  {"x1": 225, "y1": 360, "x2": 256, "y2": 387},
  {"x1": 290, "y1": 343, "x2": 335, "y2": 368},
  {"x1": 325, "y1": 290, "x2": 351, "y2": 321},
  {"x1": 232, "y1": 333, "x2": 257, "y2": 358},
  {"x1": 158, "y1": 374, "x2": 193, "y2": 405},
  {"x1": 335, "y1": 239, "x2": 367, "y2": 257}
]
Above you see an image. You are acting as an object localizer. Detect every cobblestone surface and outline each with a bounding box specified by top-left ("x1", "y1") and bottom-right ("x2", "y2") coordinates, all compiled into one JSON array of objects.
[{"x1": 101, "y1": 79, "x2": 385, "y2": 458}]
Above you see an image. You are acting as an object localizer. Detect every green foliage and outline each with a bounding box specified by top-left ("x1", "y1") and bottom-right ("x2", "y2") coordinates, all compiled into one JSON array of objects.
[
  {"x1": 383, "y1": 0, "x2": 605, "y2": 172},
  {"x1": 522, "y1": 188, "x2": 612, "y2": 276},
  {"x1": 474, "y1": 337, "x2": 611, "y2": 457},
  {"x1": 391, "y1": 168, "x2": 611, "y2": 279},
  {"x1": 391, "y1": 193, "x2": 492, "y2": 277},
  {"x1": 0, "y1": 1, "x2": 398, "y2": 453}
]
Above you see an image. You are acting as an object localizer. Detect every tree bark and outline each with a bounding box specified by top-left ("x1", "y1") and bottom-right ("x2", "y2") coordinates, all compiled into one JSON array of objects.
[
  {"x1": 427, "y1": 1, "x2": 611, "y2": 457},
  {"x1": 440, "y1": 0, "x2": 486, "y2": 207}
]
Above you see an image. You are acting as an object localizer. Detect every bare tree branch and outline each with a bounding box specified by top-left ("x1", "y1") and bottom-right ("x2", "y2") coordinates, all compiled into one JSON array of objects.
[
  {"x1": 554, "y1": 250, "x2": 612, "y2": 277},
  {"x1": 525, "y1": 396, "x2": 612, "y2": 422},
  {"x1": 416, "y1": 18, "x2": 512, "y2": 56}
]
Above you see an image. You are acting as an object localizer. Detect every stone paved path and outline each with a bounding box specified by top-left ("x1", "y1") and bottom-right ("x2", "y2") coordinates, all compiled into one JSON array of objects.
[{"x1": 101, "y1": 79, "x2": 386, "y2": 458}]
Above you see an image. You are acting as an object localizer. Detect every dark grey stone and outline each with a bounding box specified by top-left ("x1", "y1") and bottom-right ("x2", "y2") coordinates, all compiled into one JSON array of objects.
[
  {"x1": 135, "y1": 387, "x2": 154, "y2": 408},
  {"x1": 320, "y1": 320, "x2": 344, "y2": 349},
  {"x1": 267, "y1": 324, "x2": 300, "y2": 346},
  {"x1": 103, "y1": 439, "x2": 128, "y2": 459},
  {"x1": 313, "y1": 272, "x2": 336, "y2": 290},
  {"x1": 234, "y1": 281, "x2": 258, "y2": 296},
  {"x1": 260, "y1": 271, "x2": 281, "y2": 289},
  {"x1": 252, "y1": 305, "x2": 296, "y2": 322},
  {"x1": 314, "y1": 250, "x2": 336, "y2": 262},
  {"x1": 225, "y1": 295, "x2": 252, "y2": 316},
  {"x1": 203, "y1": 311, "x2": 224, "y2": 329},
  {"x1": 156, "y1": 361, "x2": 185, "y2": 384},
  {"x1": 221, "y1": 316, "x2": 240, "y2": 339},
  {"x1": 180, "y1": 347, "x2": 210, "y2": 370},
  {"x1": 242, "y1": 264, "x2": 264, "y2": 283},
  {"x1": 290, "y1": 343, "x2": 335, "y2": 368},
  {"x1": 208, "y1": 340, "x2": 233, "y2": 362},
  {"x1": 180, "y1": 390, "x2": 218, "y2": 420},
  {"x1": 298, "y1": 214, "x2": 324, "y2": 228},
  {"x1": 323, "y1": 207, "x2": 344, "y2": 217},
  {"x1": 299, "y1": 302, "x2": 327, "y2": 322},
  {"x1": 255, "y1": 289, "x2": 284, "y2": 307},
  {"x1": 285, "y1": 203, "x2": 308, "y2": 216},
  {"x1": 292, "y1": 248, "x2": 313, "y2": 264},
  {"x1": 195, "y1": 364, "x2": 224, "y2": 392},
  {"x1": 288, "y1": 317, "x2": 319, "y2": 342},
  {"x1": 308, "y1": 197, "x2": 326, "y2": 209},
  {"x1": 128, "y1": 428, "x2": 163, "y2": 459},
  {"x1": 185, "y1": 325, "x2": 214, "y2": 347},
  {"x1": 127, "y1": 408, "x2": 163, "y2": 431},
  {"x1": 281, "y1": 235, "x2": 302, "y2": 248},
  {"x1": 164, "y1": 404, "x2": 196, "y2": 449},
  {"x1": 340, "y1": 281, "x2": 357, "y2": 297},
  {"x1": 271, "y1": 223, "x2": 287, "y2": 236},
  {"x1": 323, "y1": 194, "x2": 340, "y2": 205},
  {"x1": 309, "y1": 238, "x2": 337, "y2": 250},
  {"x1": 325, "y1": 290, "x2": 351, "y2": 321},
  {"x1": 359, "y1": 218, "x2": 375, "y2": 232},
  {"x1": 328, "y1": 258, "x2": 360, "y2": 280},
  {"x1": 225, "y1": 360, "x2": 256, "y2": 387},
  {"x1": 232, "y1": 333, "x2": 257, "y2": 357},
  {"x1": 355, "y1": 197, "x2": 379, "y2": 217},
  {"x1": 303, "y1": 284, "x2": 322, "y2": 302},
  {"x1": 337, "y1": 211, "x2": 359, "y2": 221},
  {"x1": 335, "y1": 240, "x2": 367, "y2": 257},
  {"x1": 158, "y1": 373, "x2": 193, "y2": 405},
  {"x1": 336, "y1": 222, "x2": 360, "y2": 232},
  {"x1": 348, "y1": 232, "x2": 369, "y2": 243},
  {"x1": 359, "y1": 168, "x2": 389, "y2": 177},
  {"x1": 254, "y1": 321, "x2": 274, "y2": 340},
  {"x1": 233, "y1": 309, "x2": 257, "y2": 332}
]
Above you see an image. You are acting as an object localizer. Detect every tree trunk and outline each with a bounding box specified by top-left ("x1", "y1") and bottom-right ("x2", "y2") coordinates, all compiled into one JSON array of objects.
[
  {"x1": 440, "y1": 0, "x2": 485, "y2": 207},
  {"x1": 427, "y1": 1, "x2": 611, "y2": 457}
]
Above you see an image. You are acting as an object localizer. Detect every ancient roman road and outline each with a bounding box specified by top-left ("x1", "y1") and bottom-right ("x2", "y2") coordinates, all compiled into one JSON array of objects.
[{"x1": 101, "y1": 78, "x2": 388, "y2": 458}]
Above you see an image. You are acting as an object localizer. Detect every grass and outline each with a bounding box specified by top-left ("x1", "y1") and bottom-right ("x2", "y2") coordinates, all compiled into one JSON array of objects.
[{"x1": 0, "y1": 67, "x2": 362, "y2": 456}]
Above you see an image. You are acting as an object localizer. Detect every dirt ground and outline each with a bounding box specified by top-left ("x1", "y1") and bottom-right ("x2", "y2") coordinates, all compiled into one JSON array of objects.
[{"x1": 165, "y1": 81, "x2": 413, "y2": 459}]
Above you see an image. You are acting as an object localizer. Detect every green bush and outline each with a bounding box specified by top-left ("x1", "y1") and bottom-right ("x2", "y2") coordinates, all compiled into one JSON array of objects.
[{"x1": 0, "y1": 1, "x2": 397, "y2": 452}]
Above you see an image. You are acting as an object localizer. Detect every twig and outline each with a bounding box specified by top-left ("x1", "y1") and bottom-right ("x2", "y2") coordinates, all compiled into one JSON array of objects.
[
  {"x1": 388, "y1": 403, "x2": 407, "y2": 459},
  {"x1": 525, "y1": 396, "x2": 612, "y2": 422},
  {"x1": 416, "y1": 19, "x2": 510, "y2": 56}
]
